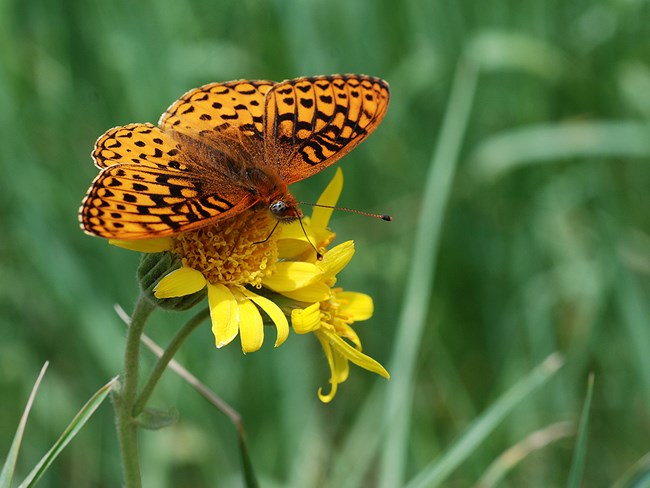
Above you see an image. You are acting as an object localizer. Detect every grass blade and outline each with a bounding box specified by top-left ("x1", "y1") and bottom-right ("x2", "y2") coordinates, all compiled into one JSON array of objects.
[
  {"x1": 328, "y1": 385, "x2": 383, "y2": 488},
  {"x1": 378, "y1": 51, "x2": 480, "y2": 488},
  {"x1": 613, "y1": 453, "x2": 650, "y2": 488},
  {"x1": 0, "y1": 362, "x2": 49, "y2": 488},
  {"x1": 405, "y1": 353, "x2": 564, "y2": 488},
  {"x1": 475, "y1": 421, "x2": 574, "y2": 488},
  {"x1": 17, "y1": 376, "x2": 118, "y2": 488},
  {"x1": 566, "y1": 373, "x2": 595, "y2": 488}
]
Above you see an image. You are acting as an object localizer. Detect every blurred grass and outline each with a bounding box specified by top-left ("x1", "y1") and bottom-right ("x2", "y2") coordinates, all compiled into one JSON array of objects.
[
  {"x1": 1, "y1": 0, "x2": 650, "y2": 486},
  {"x1": 567, "y1": 373, "x2": 595, "y2": 488}
]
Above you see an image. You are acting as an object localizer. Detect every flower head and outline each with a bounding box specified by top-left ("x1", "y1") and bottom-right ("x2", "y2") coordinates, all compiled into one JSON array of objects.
[{"x1": 292, "y1": 287, "x2": 389, "y2": 402}]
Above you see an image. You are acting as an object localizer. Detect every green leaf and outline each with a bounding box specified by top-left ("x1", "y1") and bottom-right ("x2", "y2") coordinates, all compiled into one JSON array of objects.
[
  {"x1": 135, "y1": 406, "x2": 179, "y2": 430},
  {"x1": 0, "y1": 362, "x2": 49, "y2": 488},
  {"x1": 567, "y1": 373, "x2": 595, "y2": 488},
  {"x1": 17, "y1": 376, "x2": 118, "y2": 488}
]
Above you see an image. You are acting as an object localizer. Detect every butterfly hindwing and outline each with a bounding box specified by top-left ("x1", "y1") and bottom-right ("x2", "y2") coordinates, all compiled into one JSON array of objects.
[
  {"x1": 92, "y1": 123, "x2": 188, "y2": 170},
  {"x1": 264, "y1": 74, "x2": 390, "y2": 185},
  {"x1": 80, "y1": 164, "x2": 256, "y2": 239},
  {"x1": 82, "y1": 125, "x2": 256, "y2": 239}
]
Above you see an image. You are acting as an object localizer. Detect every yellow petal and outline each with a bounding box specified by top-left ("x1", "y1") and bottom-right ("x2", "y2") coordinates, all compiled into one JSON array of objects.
[
  {"x1": 280, "y1": 282, "x2": 331, "y2": 303},
  {"x1": 291, "y1": 303, "x2": 322, "y2": 334},
  {"x1": 235, "y1": 294, "x2": 264, "y2": 353},
  {"x1": 312, "y1": 227, "x2": 336, "y2": 249},
  {"x1": 241, "y1": 288, "x2": 289, "y2": 347},
  {"x1": 319, "y1": 240, "x2": 355, "y2": 277},
  {"x1": 312, "y1": 168, "x2": 343, "y2": 229},
  {"x1": 207, "y1": 283, "x2": 238, "y2": 348},
  {"x1": 263, "y1": 262, "x2": 323, "y2": 292},
  {"x1": 323, "y1": 329, "x2": 390, "y2": 379},
  {"x1": 332, "y1": 348, "x2": 350, "y2": 383},
  {"x1": 315, "y1": 333, "x2": 339, "y2": 403},
  {"x1": 278, "y1": 218, "x2": 335, "y2": 254},
  {"x1": 277, "y1": 238, "x2": 313, "y2": 261},
  {"x1": 278, "y1": 218, "x2": 312, "y2": 240},
  {"x1": 337, "y1": 322, "x2": 362, "y2": 350},
  {"x1": 109, "y1": 237, "x2": 174, "y2": 253},
  {"x1": 337, "y1": 292, "x2": 374, "y2": 321},
  {"x1": 153, "y1": 267, "x2": 206, "y2": 298},
  {"x1": 318, "y1": 385, "x2": 337, "y2": 403}
]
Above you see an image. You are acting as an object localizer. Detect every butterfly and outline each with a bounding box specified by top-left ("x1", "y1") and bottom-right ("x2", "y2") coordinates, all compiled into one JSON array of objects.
[{"x1": 79, "y1": 74, "x2": 390, "y2": 239}]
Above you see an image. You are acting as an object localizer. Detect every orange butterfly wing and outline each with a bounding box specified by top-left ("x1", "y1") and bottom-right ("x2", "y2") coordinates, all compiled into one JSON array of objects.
[
  {"x1": 264, "y1": 74, "x2": 389, "y2": 185},
  {"x1": 159, "y1": 80, "x2": 275, "y2": 161},
  {"x1": 92, "y1": 123, "x2": 185, "y2": 170},
  {"x1": 80, "y1": 123, "x2": 256, "y2": 239}
]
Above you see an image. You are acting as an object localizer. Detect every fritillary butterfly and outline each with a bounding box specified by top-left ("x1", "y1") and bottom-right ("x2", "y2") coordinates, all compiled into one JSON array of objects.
[{"x1": 79, "y1": 74, "x2": 390, "y2": 239}]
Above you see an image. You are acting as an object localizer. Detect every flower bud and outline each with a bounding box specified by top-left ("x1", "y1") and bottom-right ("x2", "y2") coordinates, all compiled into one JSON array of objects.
[{"x1": 137, "y1": 252, "x2": 206, "y2": 311}]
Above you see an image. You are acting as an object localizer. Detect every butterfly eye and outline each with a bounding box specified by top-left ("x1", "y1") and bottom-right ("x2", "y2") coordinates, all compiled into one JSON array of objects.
[{"x1": 269, "y1": 200, "x2": 288, "y2": 217}]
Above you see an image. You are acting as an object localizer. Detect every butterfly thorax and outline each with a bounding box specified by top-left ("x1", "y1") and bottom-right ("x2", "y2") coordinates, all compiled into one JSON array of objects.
[
  {"x1": 234, "y1": 165, "x2": 300, "y2": 221},
  {"x1": 180, "y1": 133, "x2": 300, "y2": 220}
]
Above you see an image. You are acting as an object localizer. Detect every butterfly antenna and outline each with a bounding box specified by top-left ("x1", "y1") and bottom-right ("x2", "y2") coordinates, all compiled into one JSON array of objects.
[
  {"x1": 297, "y1": 216, "x2": 323, "y2": 261},
  {"x1": 297, "y1": 202, "x2": 392, "y2": 221}
]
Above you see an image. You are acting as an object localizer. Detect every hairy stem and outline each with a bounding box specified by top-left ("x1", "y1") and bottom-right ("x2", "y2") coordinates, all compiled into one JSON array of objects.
[
  {"x1": 133, "y1": 307, "x2": 210, "y2": 416},
  {"x1": 113, "y1": 293, "x2": 155, "y2": 488}
]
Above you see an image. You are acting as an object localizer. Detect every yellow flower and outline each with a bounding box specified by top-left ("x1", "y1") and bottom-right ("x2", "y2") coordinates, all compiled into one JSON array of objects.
[{"x1": 292, "y1": 288, "x2": 390, "y2": 403}]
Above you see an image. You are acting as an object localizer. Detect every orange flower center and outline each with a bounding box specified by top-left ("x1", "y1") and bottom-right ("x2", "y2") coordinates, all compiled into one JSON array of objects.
[{"x1": 172, "y1": 210, "x2": 279, "y2": 287}]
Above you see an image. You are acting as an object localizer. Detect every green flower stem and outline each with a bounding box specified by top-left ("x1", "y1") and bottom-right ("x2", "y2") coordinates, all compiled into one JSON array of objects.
[
  {"x1": 133, "y1": 307, "x2": 210, "y2": 416},
  {"x1": 114, "y1": 293, "x2": 155, "y2": 488}
]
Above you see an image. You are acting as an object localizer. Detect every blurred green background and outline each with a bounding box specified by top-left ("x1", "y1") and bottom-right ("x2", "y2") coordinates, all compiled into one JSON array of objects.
[{"x1": 2, "y1": 0, "x2": 650, "y2": 486}]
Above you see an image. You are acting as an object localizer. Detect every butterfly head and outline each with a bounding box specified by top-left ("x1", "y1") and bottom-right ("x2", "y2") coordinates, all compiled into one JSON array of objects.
[{"x1": 269, "y1": 194, "x2": 302, "y2": 222}]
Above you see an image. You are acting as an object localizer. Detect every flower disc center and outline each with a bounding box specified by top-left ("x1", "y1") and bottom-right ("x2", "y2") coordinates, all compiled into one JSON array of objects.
[{"x1": 173, "y1": 211, "x2": 279, "y2": 287}]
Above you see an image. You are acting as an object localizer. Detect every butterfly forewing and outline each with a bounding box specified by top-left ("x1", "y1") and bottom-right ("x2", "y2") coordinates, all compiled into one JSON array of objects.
[
  {"x1": 159, "y1": 80, "x2": 275, "y2": 149},
  {"x1": 264, "y1": 74, "x2": 390, "y2": 185}
]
